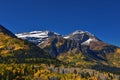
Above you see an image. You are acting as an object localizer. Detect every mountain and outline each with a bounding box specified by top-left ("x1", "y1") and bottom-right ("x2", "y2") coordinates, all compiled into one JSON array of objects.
[
  {"x1": 16, "y1": 30, "x2": 60, "y2": 45},
  {"x1": 16, "y1": 29, "x2": 120, "y2": 67},
  {"x1": 39, "y1": 30, "x2": 120, "y2": 67},
  {"x1": 0, "y1": 25, "x2": 48, "y2": 60},
  {"x1": 64, "y1": 30, "x2": 100, "y2": 44}
]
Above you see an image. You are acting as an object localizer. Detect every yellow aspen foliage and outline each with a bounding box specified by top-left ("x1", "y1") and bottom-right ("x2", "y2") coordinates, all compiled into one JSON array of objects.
[
  {"x1": 116, "y1": 48, "x2": 120, "y2": 54},
  {"x1": 88, "y1": 76, "x2": 98, "y2": 80}
]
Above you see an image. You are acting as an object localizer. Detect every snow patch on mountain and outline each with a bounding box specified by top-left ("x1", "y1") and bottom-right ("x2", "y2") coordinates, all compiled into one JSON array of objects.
[
  {"x1": 72, "y1": 30, "x2": 85, "y2": 35},
  {"x1": 81, "y1": 38, "x2": 95, "y2": 45},
  {"x1": 16, "y1": 31, "x2": 50, "y2": 38},
  {"x1": 64, "y1": 36, "x2": 70, "y2": 39}
]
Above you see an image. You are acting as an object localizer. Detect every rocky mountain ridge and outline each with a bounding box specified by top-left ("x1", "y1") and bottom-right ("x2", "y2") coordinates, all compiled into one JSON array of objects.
[{"x1": 16, "y1": 30, "x2": 120, "y2": 67}]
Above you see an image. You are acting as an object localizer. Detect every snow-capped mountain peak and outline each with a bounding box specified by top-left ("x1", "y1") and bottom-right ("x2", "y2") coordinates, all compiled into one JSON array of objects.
[
  {"x1": 71, "y1": 30, "x2": 94, "y2": 36},
  {"x1": 64, "y1": 30, "x2": 94, "y2": 39},
  {"x1": 63, "y1": 30, "x2": 99, "y2": 45},
  {"x1": 16, "y1": 30, "x2": 60, "y2": 45}
]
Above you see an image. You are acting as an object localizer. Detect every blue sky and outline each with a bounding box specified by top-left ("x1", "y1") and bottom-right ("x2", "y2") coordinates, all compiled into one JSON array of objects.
[{"x1": 0, "y1": 0, "x2": 120, "y2": 46}]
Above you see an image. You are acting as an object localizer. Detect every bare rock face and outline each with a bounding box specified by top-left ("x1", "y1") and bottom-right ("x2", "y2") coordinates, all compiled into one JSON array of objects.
[{"x1": 39, "y1": 30, "x2": 119, "y2": 65}]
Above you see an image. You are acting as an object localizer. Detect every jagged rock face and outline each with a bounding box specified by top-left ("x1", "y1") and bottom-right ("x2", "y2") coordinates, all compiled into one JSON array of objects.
[
  {"x1": 40, "y1": 36, "x2": 66, "y2": 57},
  {"x1": 39, "y1": 30, "x2": 118, "y2": 63}
]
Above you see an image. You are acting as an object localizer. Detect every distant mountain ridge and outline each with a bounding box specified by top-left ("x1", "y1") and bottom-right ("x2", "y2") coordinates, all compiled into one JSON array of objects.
[
  {"x1": 16, "y1": 30, "x2": 105, "y2": 47},
  {"x1": 16, "y1": 30, "x2": 99, "y2": 46}
]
